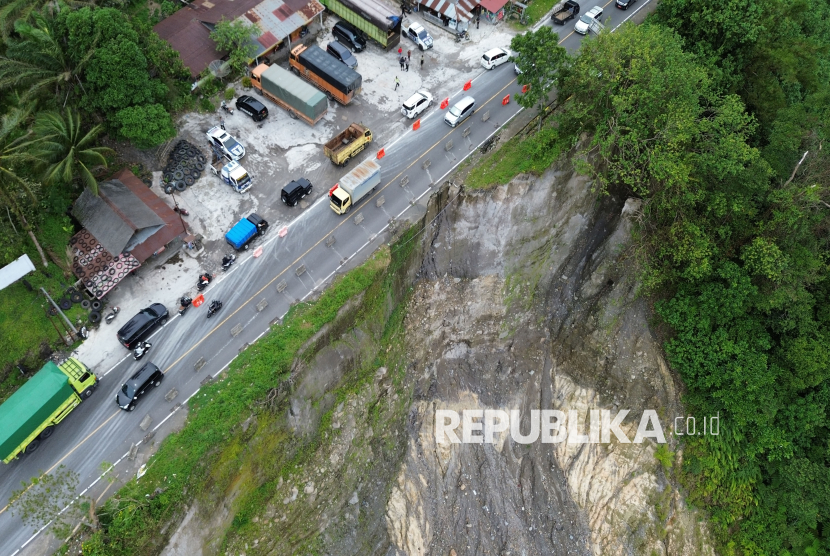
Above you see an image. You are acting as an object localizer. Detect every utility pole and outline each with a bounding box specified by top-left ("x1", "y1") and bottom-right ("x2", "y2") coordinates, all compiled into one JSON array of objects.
[{"x1": 40, "y1": 288, "x2": 77, "y2": 338}]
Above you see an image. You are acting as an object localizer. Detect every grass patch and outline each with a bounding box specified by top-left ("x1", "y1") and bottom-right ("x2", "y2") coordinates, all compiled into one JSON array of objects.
[
  {"x1": 523, "y1": 0, "x2": 563, "y2": 27},
  {"x1": 465, "y1": 125, "x2": 566, "y2": 189}
]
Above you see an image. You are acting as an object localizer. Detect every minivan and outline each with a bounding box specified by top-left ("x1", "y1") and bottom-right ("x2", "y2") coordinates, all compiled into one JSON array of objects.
[
  {"x1": 281, "y1": 178, "x2": 313, "y2": 207},
  {"x1": 327, "y1": 41, "x2": 358, "y2": 69},
  {"x1": 116, "y1": 363, "x2": 164, "y2": 411},
  {"x1": 444, "y1": 96, "x2": 476, "y2": 127},
  {"x1": 481, "y1": 47, "x2": 510, "y2": 70},
  {"x1": 236, "y1": 95, "x2": 268, "y2": 121},
  {"x1": 333, "y1": 21, "x2": 366, "y2": 52},
  {"x1": 117, "y1": 303, "x2": 168, "y2": 349}
]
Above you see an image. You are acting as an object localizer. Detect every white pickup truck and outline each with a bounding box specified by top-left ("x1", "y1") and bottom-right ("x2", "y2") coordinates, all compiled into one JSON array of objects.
[
  {"x1": 401, "y1": 20, "x2": 433, "y2": 51},
  {"x1": 205, "y1": 126, "x2": 245, "y2": 161}
]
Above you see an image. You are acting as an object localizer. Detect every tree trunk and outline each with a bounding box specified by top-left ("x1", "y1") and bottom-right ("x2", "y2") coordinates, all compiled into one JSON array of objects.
[{"x1": 19, "y1": 213, "x2": 49, "y2": 268}]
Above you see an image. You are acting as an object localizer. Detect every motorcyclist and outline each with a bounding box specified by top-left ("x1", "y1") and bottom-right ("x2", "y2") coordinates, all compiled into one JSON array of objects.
[
  {"x1": 222, "y1": 254, "x2": 235, "y2": 267},
  {"x1": 133, "y1": 341, "x2": 151, "y2": 360}
]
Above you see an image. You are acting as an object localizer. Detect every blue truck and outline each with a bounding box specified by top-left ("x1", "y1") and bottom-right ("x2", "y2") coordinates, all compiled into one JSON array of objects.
[{"x1": 225, "y1": 213, "x2": 268, "y2": 251}]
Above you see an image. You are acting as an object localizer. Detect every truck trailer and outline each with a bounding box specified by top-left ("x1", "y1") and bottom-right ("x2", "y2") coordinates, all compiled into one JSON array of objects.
[
  {"x1": 225, "y1": 213, "x2": 268, "y2": 250},
  {"x1": 324, "y1": 123, "x2": 373, "y2": 167},
  {"x1": 251, "y1": 64, "x2": 328, "y2": 126},
  {"x1": 319, "y1": 0, "x2": 401, "y2": 50},
  {"x1": 290, "y1": 44, "x2": 362, "y2": 105},
  {"x1": 329, "y1": 159, "x2": 382, "y2": 214},
  {"x1": 0, "y1": 358, "x2": 98, "y2": 463}
]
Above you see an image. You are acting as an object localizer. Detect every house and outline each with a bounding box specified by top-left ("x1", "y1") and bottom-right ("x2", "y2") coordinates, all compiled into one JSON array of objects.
[
  {"x1": 154, "y1": 0, "x2": 326, "y2": 78},
  {"x1": 70, "y1": 170, "x2": 186, "y2": 299},
  {"x1": 417, "y1": 0, "x2": 477, "y2": 31}
]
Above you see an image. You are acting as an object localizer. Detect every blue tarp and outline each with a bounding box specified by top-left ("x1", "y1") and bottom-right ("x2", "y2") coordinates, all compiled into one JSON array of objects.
[{"x1": 225, "y1": 218, "x2": 256, "y2": 250}]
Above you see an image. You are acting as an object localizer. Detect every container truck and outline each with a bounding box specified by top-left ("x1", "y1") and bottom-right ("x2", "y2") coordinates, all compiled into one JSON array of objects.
[
  {"x1": 289, "y1": 44, "x2": 362, "y2": 105},
  {"x1": 209, "y1": 153, "x2": 252, "y2": 193},
  {"x1": 319, "y1": 0, "x2": 401, "y2": 50},
  {"x1": 329, "y1": 159, "x2": 381, "y2": 214},
  {"x1": 324, "y1": 123, "x2": 373, "y2": 167},
  {"x1": 0, "y1": 358, "x2": 98, "y2": 463},
  {"x1": 250, "y1": 64, "x2": 328, "y2": 126},
  {"x1": 225, "y1": 213, "x2": 268, "y2": 250},
  {"x1": 551, "y1": 0, "x2": 579, "y2": 24}
]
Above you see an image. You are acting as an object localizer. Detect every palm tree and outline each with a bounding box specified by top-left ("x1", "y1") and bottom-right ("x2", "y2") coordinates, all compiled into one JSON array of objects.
[
  {"x1": 0, "y1": 0, "x2": 90, "y2": 40},
  {"x1": 0, "y1": 12, "x2": 93, "y2": 105},
  {"x1": 33, "y1": 108, "x2": 113, "y2": 195},
  {"x1": 0, "y1": 105, "x2": 49, "y2": 267}
]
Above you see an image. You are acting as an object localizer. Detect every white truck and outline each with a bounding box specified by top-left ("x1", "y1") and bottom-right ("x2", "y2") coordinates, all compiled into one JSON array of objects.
[
  {"x1": 209, "y1": 154, "x2": 252, "y2": 193},
  {"x1": 401, "y1": 20, "x2": 433, "y2": 51},
  {"x1": 329, "y1": 159, "x2": 381, "y2": 215},
  {"x1": 205, "y1": 126, "x2": 245, "y2": 161}
]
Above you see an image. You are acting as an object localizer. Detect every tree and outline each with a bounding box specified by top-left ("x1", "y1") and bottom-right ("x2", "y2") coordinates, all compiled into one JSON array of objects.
[
  {"x1": 113, "y1": 104, "x2": 176, "y2": 149},
  {"x1": 510, "y1": 26, "x2": 569, "y2": 130},
  {"x1": 0, "y1": 105, "x2": 49, "y2": 267},
  {"x1": 32, "y1": 108, "x2": 112, "y2": 194},
  {"x1": 0, "y1": 0, "x2": 91, "y2": 39},
  {"x1": 210, "y1": 18, "x2": 258, "y2": 74},
  {"x1": 0, "y1": 12, "x2": 93, "y2": 105},
  {"x1": 8, "y1": 465, "x2": 97, "y2": 540}
]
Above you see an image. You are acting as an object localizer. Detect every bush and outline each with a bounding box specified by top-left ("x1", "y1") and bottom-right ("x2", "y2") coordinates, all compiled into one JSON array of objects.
[
  {"x1": 224, "y1": 88, "x2": 235, "y2": 101},
  {"x1": 199, "y1": 97, "x2": 215, "y2": 113},
  {"x1": 241, "y1": 76, "x2": 251, "y2": 88}
]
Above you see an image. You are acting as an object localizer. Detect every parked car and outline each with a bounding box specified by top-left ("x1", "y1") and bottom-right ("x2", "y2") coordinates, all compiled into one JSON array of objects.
[
  {"x1": 444, "y1": 96, "x2": 476, "y2": 127},
  {"x1": 281, "y1": 178, "x2": 313, "y2": 207},
  {"x1": 116, "y1": 363, "x2": 163, "y2": 411},
  {"x1": 481, "y1": 47, "x2": 510, "y2": 70},
  {"x1": 117, "y1": 304, "x2": 168, "y2": 349},
  {"x1": 327, "y1": 41, "x2": 358, "y2": 69},
  {"x1": 401, "y1": 90, "x2": 433, "y2": 119},
  {"x1": 333, "y1": 20, "x2": 366, "y2": 52},
  {"x1": 235, "y1": 95, "x2": 268, "y2": 121},
  {"x1": 206, "y1": 126, "x2": 245, "y2": 160},
  {"x1": 574, "y1": 5, "x2": 602, "y2": 34},
  {"x1": 615, "y1": 0, "x2": 635, "y2": 9}
]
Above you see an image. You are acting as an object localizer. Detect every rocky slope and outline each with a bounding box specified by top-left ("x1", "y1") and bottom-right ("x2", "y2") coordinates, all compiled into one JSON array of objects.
[{"x1": 162, "y1": 154, "x2": 715, "y2": 555}]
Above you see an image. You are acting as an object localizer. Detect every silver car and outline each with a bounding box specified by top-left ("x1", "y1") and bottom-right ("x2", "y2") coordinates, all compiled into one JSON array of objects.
[
  {"x1": 444, "y1": 96, "x2": 476, "y2": 127},
  {"x1": 574, "y1": 5, "x2": 603, "y2": 34}
]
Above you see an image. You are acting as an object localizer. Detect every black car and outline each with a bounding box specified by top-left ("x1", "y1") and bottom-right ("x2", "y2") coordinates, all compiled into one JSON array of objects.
[
  {"x1": 236, "y1": 95, "x2": 268, "y2": 121},
  {"x1": 117, "y1": 303, "x2": 168, "y2": 349},
  {"x1": 281, "y1": 178, "x2": 313, "y2": 207},
  {"x1": 327, "y1": 41, "x2": 358, "y2": 69},
  {"x1": 615, "y1": 0, "x2": 634, "y2": 9},
  {"x1": 116, "y1": 363, "x2": 163, "y2": 411},
  {"x1": 332, "y1": 20, "x2": 366, "y2": 52}
]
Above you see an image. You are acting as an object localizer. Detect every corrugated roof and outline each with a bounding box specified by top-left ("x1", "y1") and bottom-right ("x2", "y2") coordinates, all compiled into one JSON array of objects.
[
  {"x1": 154, "y1": 0, "x2": 324, "y2": 77},
  {"x1": 419, "y1": 0, "x2": 476, "y2": 21},
  {"x1": 478, "y1": 0, "x2": 507, "y2": 12},
  {"x1": 73, "y1": 189, "x2": 137, "y2": 257}
]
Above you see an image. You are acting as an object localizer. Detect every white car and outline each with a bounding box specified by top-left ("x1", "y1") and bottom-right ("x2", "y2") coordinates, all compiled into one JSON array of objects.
[
  {"x1": 481, "y1": 47, "x2": 510, "y2": 70},
  {"x1": 574, "y1": 6, "x2": 603, "y2": 35},
  {"x1": 206, "y1": 126, "x2": 245, "y2": 161},
  {"x1": 401, "y1": 90, "x2": 433, "y2": 119}
]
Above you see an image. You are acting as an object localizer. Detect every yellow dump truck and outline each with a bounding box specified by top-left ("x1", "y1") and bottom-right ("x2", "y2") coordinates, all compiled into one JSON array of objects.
[{"x1": 324, "y1": 123, "x2": 373, "y2": 167}]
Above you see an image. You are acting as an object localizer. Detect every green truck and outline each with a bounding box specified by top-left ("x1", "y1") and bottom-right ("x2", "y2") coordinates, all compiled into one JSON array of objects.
[
  {"x1": 0, "y1": 358, "x2": 98, "y2": 463},
  {"x1": 250, "y1": 63, "x2": 328, "y2": 126}
]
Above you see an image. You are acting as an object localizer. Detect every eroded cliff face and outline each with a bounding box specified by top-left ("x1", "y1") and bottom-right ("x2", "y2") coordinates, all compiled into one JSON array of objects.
[
  {"x1": 162, "y1": 157, "x2": 714, "y2": 556},
  {"x1": 385, "y1": 166, "x2": 715, "y2": 555}
]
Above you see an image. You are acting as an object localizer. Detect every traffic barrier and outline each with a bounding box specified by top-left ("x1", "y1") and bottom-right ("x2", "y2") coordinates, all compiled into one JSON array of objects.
[
  {"x1": 193, "y1": 294, "x2": 204, "y2": 307},
  {"x1": 253, "y1": 246, "x2": 263, "y2": 258},
  {"x1": 440, "y1": 98, "x2": 449, "y2": 109},
  {"x1": 278, "y1": 226, "x2": 288, "y2": 238},
  {"x1": 522, "y1": 84, "x2": 529, "y2": 93},
  {"x1": 377, "y1": 148, "x2": 386, "y2": 159},
  {"x1": 413, "y1": 119, "x2": 421, "y2": 131},
  {"x1": 502, "y1": 94, "x2": 510, "y2": 105},
  {"x1": 463, "y1": 80, "x2": 471, "y2": 91}
]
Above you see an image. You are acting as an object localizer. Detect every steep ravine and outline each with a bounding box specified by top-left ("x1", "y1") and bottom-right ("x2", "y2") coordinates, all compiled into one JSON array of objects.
[{"x1": 162, "y1": 157, "x2": 715, "y2": 555}]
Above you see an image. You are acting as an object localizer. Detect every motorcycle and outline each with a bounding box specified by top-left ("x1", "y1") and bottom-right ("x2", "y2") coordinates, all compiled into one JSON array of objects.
[
  {"x1": 174, "y1": 206, "x2": 189, "y2": 216},
  {"x1": 104, "y1": 306, "x2": 120, "y2": 324},
  {"x1": 401, "y1": 2, "x2": 412, "y2": 14},
  {"x1": 133, "y1": 341, "x2": 152, "y2": 361},
  {"x1": 207, "y1": 299, "x2": 223, "y2": 319},
  {"x1": 178, "y1": 295, "x2": 193, "y2": 316},
  {"x1": 222, "y1": 253, "x2": 236, "y2": 271},
  {"x1": 197, "y1": 273, "x2": 213, "y2": 291},
  {"x1": 220, "y1": 100, "x2": 234, "y2": 115}
]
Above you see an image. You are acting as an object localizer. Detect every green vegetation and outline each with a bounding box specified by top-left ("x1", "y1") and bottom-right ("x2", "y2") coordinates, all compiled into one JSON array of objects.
[
  {"x1": 78, "y1": 236, "x2": 418, "y2": 554},
  {"x1": 210, "y1": 18, "x2": 258, "y2": 74},
  {"x1": 511, "y1": 26, "x2": 568, "y2": 130}
]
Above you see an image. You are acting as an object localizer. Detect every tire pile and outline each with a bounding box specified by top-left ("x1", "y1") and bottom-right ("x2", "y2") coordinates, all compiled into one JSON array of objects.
[{"x1": 162, "y1": 140, "x2": 207, "y2": 194}]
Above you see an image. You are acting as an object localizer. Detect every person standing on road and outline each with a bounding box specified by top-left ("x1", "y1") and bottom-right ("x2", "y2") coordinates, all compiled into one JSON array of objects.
[
  {"x1": 476, "y1": 14, "x2": 480, "y2": 29},
  {"x1": 399, "y1": 57, "x2": 404, "y2": 70},
  {"x1": 407, "y1": 49, "x2": 411, "y2": 61},
  {"x1": 420, "y1": 54, "x2": 424, "y2": 70},
  {"x1": 220, "y1": 117, "x2": 225, "y2": 130},
  {"x1": 395, "y1": 76, "x2": 400, "y2": 90},
  {"x1": 398, "y1": 46, "x2": 403, "y2": 57},
  {"x1": 405, "y1": 59, "x2": 409, "y2": 72}
]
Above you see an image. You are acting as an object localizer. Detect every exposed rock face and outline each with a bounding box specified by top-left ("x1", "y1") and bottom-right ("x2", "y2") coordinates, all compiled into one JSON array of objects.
[{"x1": 385, "y1": 167, "x2": 714, "y2": 555}]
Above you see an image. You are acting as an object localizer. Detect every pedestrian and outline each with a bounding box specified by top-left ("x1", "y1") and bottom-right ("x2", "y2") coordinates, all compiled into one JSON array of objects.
[
  {"x1": 476, "y1": 14, "x2": 480, "y2": 29},
  {"x1": 405, "y1": 59, "x2": 409, "y2": 72},
  {"x1": 395, "y1": 76, "x2": 400, "y2": 90},
  {"x1": 420, "y1": 54, "x2": 424, "y2": 70},
  {"x1": 407, "y1": 49, "x2": 411, "y2": 61},
  {"x1": 399, "y1": 57, "x2": 404, "y2": 70},
  {"x1": 220, "y1": 117, "x2": 225, "y2": 131},
  {"x1": 398, "y1": 46, "x2": 403, "y2": 57}
]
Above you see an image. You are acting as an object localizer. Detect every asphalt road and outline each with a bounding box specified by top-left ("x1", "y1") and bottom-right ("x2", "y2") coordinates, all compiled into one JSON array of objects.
[{"x1": 0, "y1": 1, "x2": 657, "y2": 553}]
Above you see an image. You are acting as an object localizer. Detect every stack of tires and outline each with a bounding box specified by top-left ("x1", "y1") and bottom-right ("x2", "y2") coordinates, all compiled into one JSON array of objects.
[{"x1": 162, "y1": 140, "x2": 207, "y2": 195}]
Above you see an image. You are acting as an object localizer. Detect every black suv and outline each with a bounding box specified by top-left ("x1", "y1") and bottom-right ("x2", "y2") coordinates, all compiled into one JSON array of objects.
[
  {"x1": 236, "y1": 95, "x2": 268, "y2": 121},
  {"x1": 281, "y1": 178, "x2": 313, "y2": 207},
  {"x1": 117, "y1": 303, "x2": 168, "y2": 348},
  {"x1": 333, "y1": 21, "x2": 366, "y2": 52},
  {"x1": 116, "y1": 363, "x2": 163, "y2": 411}
]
